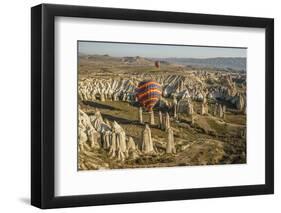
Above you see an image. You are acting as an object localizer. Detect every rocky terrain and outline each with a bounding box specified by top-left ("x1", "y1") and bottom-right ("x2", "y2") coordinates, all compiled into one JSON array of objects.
[
  {"x1": 154, "y1": 57, "x2": 246, "y2": 72},
  {"x1": 78, "y1": 55, "x2": 246, "y2": 170}
]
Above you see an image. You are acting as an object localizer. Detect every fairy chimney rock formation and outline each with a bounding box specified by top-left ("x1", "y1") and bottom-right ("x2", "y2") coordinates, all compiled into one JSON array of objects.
[
  {"x1": 213, "y1": 103, "x2": 218, "y2": 116},
  {"x1": 88, "y1": 128, "x2": 100, "y2": 149},
  {"x1": 127, "y1": 136, "x2": 136, "y2": 151},
  {"x1": 205, "y1": 103, "x2": 209, "y2": 114},
  {"x1": 115, "y1": 121, "x2": 127, "y2": 160},
  {"x1": 191, "y1": 114, "x2": 195, "y2": 125},
  {"x1": 100, "y1": 93, "x2": 105, "y2": 101},
  {"x1": 166, "y1": 128, "x2": 176, "y2": 154},
  {"x1": 102, "y1": 130, "x2": 111, "y2": 150},
  {"x1": 173, "y1": 96, "x2": 178, "y2": 118},
  {"x1": 138, "y1": 107, "x2": 143, "y2": 124},
  {"x1": 236, "y1": 94, "x2": 245, "y2": 111},
  {"x1": 108, "y1": 121, "x2": 128, "y2": 161},
  {"x1": 78, "y1": 127, "x2": 87, "y2": 152},
  {"x1": 201, "y1": 103, "x2": 205, "y2": 115},
  {"x1": 141, "y1": 124, "x2": 154, "y2": 154},
  {"x1": 109, "y1": 131, "x2": 117, "y2": 158},
  {"x1": 219, "y1": 104, "x2": 223, "y2": 118},
  {"x1": 104, "y1": 118, "x2": 111, "y2": 127},
  {"x1": 202, "y1": 93, "x2": 207, "y2": 104},
  {"x1": 78, "y1": 109, "x2": 101, "y2": 149},
  {"x1": 127, "y1": 136, "x2": 139, "y2": 160},
  {"x1": 187, "y1": 100, "x2": 194, "y2": 116},
  {"x1": 223, "y1": 105, "x2": 226, "y2": 113},
  {"x1": 164, "y1": 112, "x2": 171, "y2": 132},
  {"x1": 158, "y1": 111, "x2": 164, "y2": 130},
  {"x1": 149, "y1": 110, "x2": 155, "y2": 125}
]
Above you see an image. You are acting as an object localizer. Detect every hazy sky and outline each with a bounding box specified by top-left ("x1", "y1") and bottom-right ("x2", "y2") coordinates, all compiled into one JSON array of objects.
[{"x1": 78, "y1": 41, "x2": 246, "y2": 58}]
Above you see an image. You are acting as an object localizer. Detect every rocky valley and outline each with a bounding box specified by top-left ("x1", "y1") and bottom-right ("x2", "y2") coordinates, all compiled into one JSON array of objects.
[{"x1": 78, "y1": 54, "x2": 246, "y2": 170}]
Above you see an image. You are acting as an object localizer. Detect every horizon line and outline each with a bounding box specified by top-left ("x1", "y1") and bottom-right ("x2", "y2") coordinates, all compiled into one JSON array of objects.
[{"x1": 79, "y1": 53, "x2": 247, "y2": 60}]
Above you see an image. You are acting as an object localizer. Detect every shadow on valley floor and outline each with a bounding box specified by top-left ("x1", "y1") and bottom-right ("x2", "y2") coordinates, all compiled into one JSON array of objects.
[
  {"x1": 101, "y1": 113, "x2": 141, "y2": 125},
  {"x1": 83, "y1": 100, "x2": 121, "y2": 111}
]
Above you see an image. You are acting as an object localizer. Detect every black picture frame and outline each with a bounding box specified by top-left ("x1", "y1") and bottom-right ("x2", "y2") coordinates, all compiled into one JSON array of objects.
[{"x1": 31, "y1": 3, "x2": 274, "y2": 209}]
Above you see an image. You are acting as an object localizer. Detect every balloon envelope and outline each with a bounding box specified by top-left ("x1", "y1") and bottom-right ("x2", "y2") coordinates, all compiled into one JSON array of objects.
[{"x1": 136, "y1": 80, "x2": 162, "y2": 111}]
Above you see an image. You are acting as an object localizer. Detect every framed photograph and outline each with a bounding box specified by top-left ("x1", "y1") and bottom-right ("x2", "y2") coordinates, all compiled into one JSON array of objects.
[{"x1": 31, "y1": 4, "x2": 274, "y2": 209}]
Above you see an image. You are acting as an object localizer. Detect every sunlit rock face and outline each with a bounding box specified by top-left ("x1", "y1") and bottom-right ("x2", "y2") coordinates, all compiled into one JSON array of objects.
[
  {"x1": 79, "y1": 108, "x2": 142, "y2": 163},
  {"x1": 78, "y1": 72, "x2": 246, "y2": 112},
  {"x1": 78, "y1": 54, "x2": 247, "y2": 170}
]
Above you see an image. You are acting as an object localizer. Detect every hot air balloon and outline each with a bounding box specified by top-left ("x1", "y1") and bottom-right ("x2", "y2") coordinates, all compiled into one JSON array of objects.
[
  {"x1": 136, "y1": 80, "x2": 162, "y2": 112},
  {"x1": 155, "y1": 61, "x2": 160, "y2": 69}
]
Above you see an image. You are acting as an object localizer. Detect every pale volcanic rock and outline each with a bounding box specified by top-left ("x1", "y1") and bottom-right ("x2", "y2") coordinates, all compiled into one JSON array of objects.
[
  {"x1": 158, "y1": 111, "x2": 164, "y2": 130},
  {"x1": 166, "y1": 128, "x2": 176, "y2": 154},
  {"x1": 127, "y1": 136, "x2": 140, "y2": 160},
  {"x1": 78, "y1": 57, "x2": 247, "y2": 169},
  {"x1": 138, "y1": 107, "x2": 143, "y2": 124},
  {"x1": 141, "y1": 124, "x2": 155, "y2": 154},
  {"x1": 177, "y1": 98, "x2": 194, "y2": 115},
  {"x1": 236, "y1": 93, "x2": 245, "y2": 111},
  {"x1": 218, "y1": 104, "x2": 224, "y2": 118},
  {"x1": 78, "y1": 109, "x2": 101, "y2": 149},
  {"x1": 164, "y1": 112, "x2": 171, "y2": 132},
  {"x1": 111, "y1": 121, "x2": 128, "y2": 161}
]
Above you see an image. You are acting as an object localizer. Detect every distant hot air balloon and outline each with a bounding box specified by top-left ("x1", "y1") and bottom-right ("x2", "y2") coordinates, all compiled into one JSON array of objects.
[
  {"x1": 155, "y1": 61, "x2": 160, "y2": 69},
  {"x1": 136, "y1": 80, "x2": 162, "y2": 112}
]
